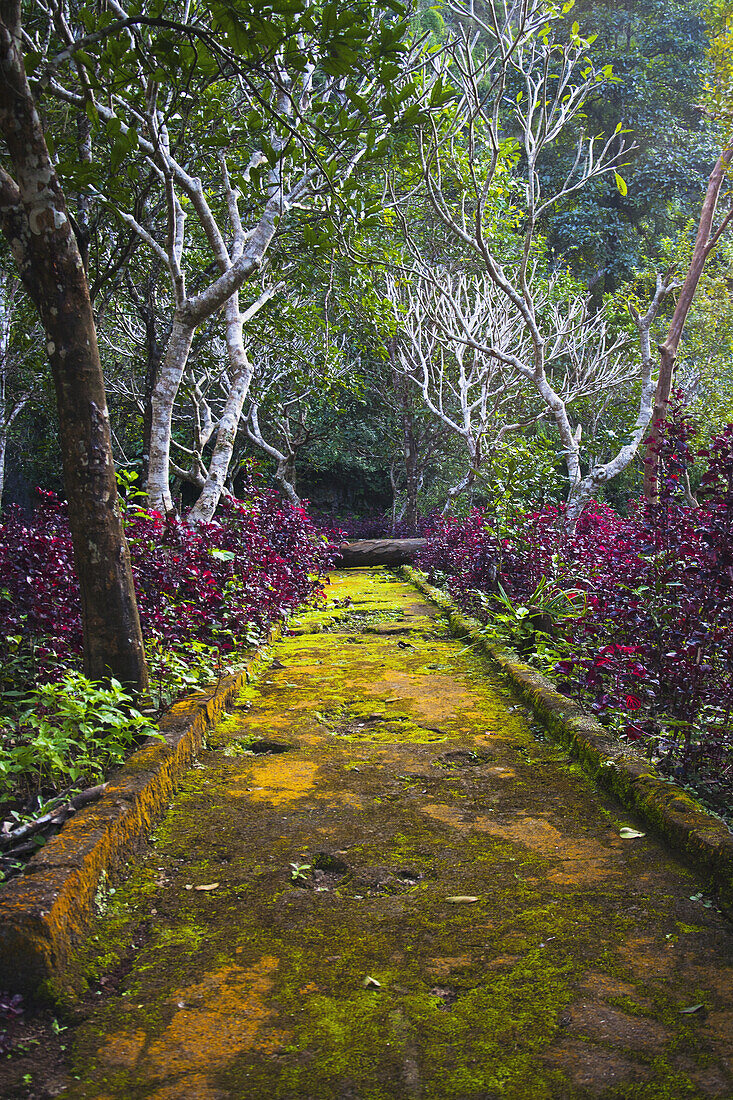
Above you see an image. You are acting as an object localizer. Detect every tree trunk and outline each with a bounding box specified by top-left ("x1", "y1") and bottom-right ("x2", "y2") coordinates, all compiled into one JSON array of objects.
[
  {"x1": 643, "y1": 141, "x2": 733, "y2": 501},
  {"x1": 337, "y1": 538, "x2": 427, "y2": 566},
  {"x1": 0, "y1": 2, "x2": 148, "y2": 691},
  {"x1": 275, "y1": 460, "x2": 300, "y2": 507},
  {"x1": 443, "y1": 465, "x2": 477, "y2": 513},
  {"x1": 187, "y1": 295, "x2": 253, "y2": 526},
  {"x1": 0, "y1": 269, "x2": 9, "y2": 512},
  {"x1": 131, "y1": 268, "x2": 167, "y2": 487},
  {"x1": 0, "y1": 428, "x2": 6, "y2": 511},
  {"x1": 147, "y1": 310, "x2": 196, "y2": 514},
  {"x1": 74, "y1": 110, "x2": 92, "y2": 273}
]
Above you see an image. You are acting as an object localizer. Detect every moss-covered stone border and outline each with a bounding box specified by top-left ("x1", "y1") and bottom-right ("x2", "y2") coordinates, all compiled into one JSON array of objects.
[
  {"x1": 401, "y1": 565, "x2": 733, "y2": 916},
  {"x1": 0, "y1": 638, "x2": 279, "y2": 999}
]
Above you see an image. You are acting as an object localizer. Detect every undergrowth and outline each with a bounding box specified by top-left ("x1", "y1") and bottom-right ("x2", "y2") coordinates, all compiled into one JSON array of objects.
[
  {"x1": 0, "y1": 471, "x2": 336, "y2": 876},
  {"x1": 418, "y1": 406, "x2": 733, "y2": 815}
]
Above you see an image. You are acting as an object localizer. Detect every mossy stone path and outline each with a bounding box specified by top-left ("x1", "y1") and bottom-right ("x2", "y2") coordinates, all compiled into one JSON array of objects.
[{"x1": 65, "y1": 569, "x2": 732, "y2": 1099}]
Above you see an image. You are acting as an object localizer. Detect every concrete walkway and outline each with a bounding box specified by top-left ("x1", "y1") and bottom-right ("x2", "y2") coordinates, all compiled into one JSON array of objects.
[{"x1": 62, "y1": 570, "x2": 732, "y2": 1099}]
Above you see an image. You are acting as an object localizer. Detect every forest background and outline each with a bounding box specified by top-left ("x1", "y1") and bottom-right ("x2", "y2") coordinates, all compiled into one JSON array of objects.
[{"x1": 0, "y1": 0, "x2": 730, "y2": 526}]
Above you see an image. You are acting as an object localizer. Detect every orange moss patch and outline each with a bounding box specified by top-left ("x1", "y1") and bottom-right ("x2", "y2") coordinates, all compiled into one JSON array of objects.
[
  {"x1": 420, "y1": 803, "x2": 468, "y2": 830},
  {"x1": 100, "y1": 1029, "x2": 147, "y2": 1069},
  {"x1": 229, "y1": 759, "x2": 319, "y2": 805},
  {"x1": 425, "y1": 955, "x2": 473, "y2": 977},
  {"x1": 150, "y1": 1072, "x2": 227, "y2": 1100},
  {"x1": 97, "y1": 958, "x2": 286, "y2": 1096}
]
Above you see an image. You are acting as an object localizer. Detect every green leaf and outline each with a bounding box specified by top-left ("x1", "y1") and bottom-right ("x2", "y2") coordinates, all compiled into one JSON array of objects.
[
  {"x1": 23, "y1": 50, "x2": 42, "y2": 76},
  {"x1": 614, "y1": 171, "x2": 628, "y2": 197}
]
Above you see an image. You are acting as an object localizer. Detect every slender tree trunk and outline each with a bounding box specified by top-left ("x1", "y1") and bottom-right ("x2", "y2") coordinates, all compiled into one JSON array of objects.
[
  {"x1": 74, "y1": 110, "x2": 92, "y2": 272},
  {"x1": 141, "y1": 336, "x2": 161, "y2": 488},
  {"x1": 128, "y1": 268, "x2": 168, "y2": 487},
  {"x1": 403, "y1": 420, "x2": 420, "y2": 529},
  {"x1": 147, "y1": 310, "x2": 196, "y2": 514},
  {"x1": 398, "y1": 370, "x2": 421, "y2": 529},
  {"x1": 187, "y1": 296, "x2": 253, "y2": 526},
  {"x1": 443, "y1": 467, "x2": 476, "y2": 513},
  {"x1": 0, "y1": 269, "x2": 9, "y2": 512},
  {"x1": 643, "y1": 141, "x2": 733, "y2": 501},
  {"x1": 275, "y1": 459, "x2": 300, "y2": 507},
  {"x1": 246, "y1": 402, "x2": 301, "y2": 506},
  {"x1": 0, "y1": 429, "x2": 6, "y2": 511},
  {"x1": 0, "y1": 2, "x2": 148, "y2": 691}
]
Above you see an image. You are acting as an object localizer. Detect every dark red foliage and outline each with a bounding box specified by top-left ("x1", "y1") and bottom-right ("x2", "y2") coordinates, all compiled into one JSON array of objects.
[
  {"x1": 418, "y1": 409, "x2": 733, "y2": 804},
  {"x1": 0, "y1": 481, "x2": 336, "y2": 683}
]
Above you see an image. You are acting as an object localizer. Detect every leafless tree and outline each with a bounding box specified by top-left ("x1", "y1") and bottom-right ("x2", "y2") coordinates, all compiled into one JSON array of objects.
[
  {"x1": 386, "y1": 269, "x2": 534, "y2": 508},
  {"x1": 393, "y1": 0, "x2": 675, "y2": 524},
  {"x1": 245, "y1": 331, "x2": 348, "y2": 506}
]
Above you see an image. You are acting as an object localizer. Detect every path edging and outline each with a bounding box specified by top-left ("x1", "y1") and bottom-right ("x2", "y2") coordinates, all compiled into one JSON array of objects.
[
  {"x1": 0, "y1": 639, "x2": 278, "y2": 999},
  {"x1": 401, "y1": 565, "x2": 733, "y2": 916}
]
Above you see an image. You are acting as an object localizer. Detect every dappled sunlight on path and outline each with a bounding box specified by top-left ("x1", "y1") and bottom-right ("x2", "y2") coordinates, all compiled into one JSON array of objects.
[{"x1": 65, "y1": 570, "x2": 733, "y2": 1099}]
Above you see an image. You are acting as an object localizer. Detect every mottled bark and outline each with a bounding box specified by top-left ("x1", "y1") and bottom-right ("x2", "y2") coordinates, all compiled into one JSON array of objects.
[
  {"x1": 147, "y1": 311, "x2": 196, "y2": 514},
  {"x1": 126, "y1": 268, "x2": 167, "y2": 485},
  {"x1": 566, "y1": 275, "x2": 672, "y2": 528},
  {"x1": 245, "y1": 399, "x2": 301, "y2": 508},
  {"x1": 144, "y1": 195, "x2": 290, "y2": 515},
  {"x1": 74, "y1": 109, "x2": 92, "y2": 271},
  {"x1": 187, "y1": 294, "x2": 254, "y2": 526},
  {"x1": 0, "y1": 2, "x2": 147, "y2": 690}
]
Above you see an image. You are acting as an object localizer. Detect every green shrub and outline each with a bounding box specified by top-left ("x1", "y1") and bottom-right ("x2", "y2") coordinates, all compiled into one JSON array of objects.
[{"x1": 0, "y1": 672, "x2": 158, "y2": 800}]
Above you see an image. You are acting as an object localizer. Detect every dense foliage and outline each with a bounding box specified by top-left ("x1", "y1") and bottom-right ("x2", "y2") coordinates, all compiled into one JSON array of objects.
[
  {"x1": 312, "y1": 510, "x2": 436, "y2": 539},
  {"x1": 0, "y1": 481, "x2": 334, "y2": 687},
  {"x1": 0, "y1": 478, "x2": 334, "y2": 827},
  {"x1": 418, "y1": 410, "x2": 733, "y2": 812}
]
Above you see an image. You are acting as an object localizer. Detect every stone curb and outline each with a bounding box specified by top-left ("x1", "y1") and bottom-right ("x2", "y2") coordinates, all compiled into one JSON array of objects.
[
  {"x1": 401, "y1": 565, "x2": 733, "y2": 916},
  {"x1": 0, "y1": 639, "x2": 278, "y2": 999}
]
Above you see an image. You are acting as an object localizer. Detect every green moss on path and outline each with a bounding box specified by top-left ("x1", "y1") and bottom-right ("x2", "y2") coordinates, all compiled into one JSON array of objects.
[{"x1": 54, "y1": 570, "x2": 733, "y2": 1099}]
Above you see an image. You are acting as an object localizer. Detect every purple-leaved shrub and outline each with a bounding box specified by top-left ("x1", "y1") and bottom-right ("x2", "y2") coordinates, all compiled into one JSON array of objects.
[
  {"x1": 0, "y1": 477, "x2": 336, "y2": 688},
  {"x1": 418, "y1": 408, "x2": 733, "y2": 807}
]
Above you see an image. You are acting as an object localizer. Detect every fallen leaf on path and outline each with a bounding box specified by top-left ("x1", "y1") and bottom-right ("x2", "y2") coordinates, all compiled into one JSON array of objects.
[
  {"x1": 185, "y1": 882, "x2": 220, "y2": 891},
  {"x1": 679, "y1": 1003, "x2": 705, "y2": 1014},
  {"x1": 619, "y1": 827, "x2": 646, "y2": 839},
  {"x1": 445, "y1": 896, "x2": 480, "y2": 903},
  {"x1": 363, "y1": 976, "x2": 381, "y2": 988}
]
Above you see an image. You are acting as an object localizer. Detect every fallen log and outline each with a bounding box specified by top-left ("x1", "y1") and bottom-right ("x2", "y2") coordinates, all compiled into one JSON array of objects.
[{"x1": 336, "y1": 538, "x2": 427, "y2": 567}]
